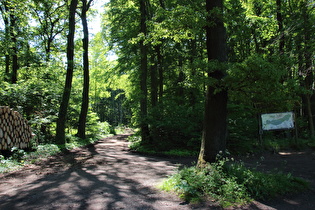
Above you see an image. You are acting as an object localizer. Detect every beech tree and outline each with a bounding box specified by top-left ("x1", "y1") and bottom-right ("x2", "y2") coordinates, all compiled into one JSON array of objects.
[
  {"x1": 197, "y1": 0, "x2": 228, "y2": 165},
  {"x1": 0, "y1": 0, "x2": 27, "y2": 83},
  {"x1": 30, "y1": 0, "x2": 67, "y2": 62},
  {"x1": 76, "y1": 0, "x2": 93, "y2": 139},
  {"x1": 139, "y1": 0, "x2": 150, "y2": 143},
  {"x1": 55, "y1": 0, "x2": 78, "y2": 144}
]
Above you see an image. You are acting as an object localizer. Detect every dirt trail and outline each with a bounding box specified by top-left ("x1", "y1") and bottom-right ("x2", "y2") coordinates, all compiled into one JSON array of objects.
[
  {"x1": 0, "y1": 134, "x2": 314, "y2": 210},
  {"x1": 0, "y1": 134, "x2": 209, "y2": 210}
]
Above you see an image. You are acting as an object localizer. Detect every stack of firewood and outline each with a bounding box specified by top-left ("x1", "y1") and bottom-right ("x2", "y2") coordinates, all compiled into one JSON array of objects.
[{"x1": 0, "y1": 106, "x2": 33, "y2": 150}]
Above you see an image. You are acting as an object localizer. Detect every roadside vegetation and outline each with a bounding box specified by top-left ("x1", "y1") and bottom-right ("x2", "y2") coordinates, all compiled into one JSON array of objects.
[
  {"x1": 159, "y1": 155, "x2": 309, "y2": 208},
  {"x1": 0, "y1": 124, "x2": 124, "y2": 173},
  {"x1": 128, "y1": 133, "x2": 312, "y2": 208}
]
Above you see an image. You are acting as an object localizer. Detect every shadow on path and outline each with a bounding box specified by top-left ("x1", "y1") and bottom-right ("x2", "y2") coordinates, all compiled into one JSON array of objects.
[
  {"x1": 0, "y1": 134, "x2": 210, "y2": 210},
  {"x1": 1, "y1": 135, "x2": 314, "y2": 209}
]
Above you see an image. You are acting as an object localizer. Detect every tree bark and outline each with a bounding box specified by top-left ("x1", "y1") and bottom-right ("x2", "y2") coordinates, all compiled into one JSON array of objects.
[
  {"x1": 139, "y1": 0, "x2": 150, "y2": 143},
  {"x1": 198, "y1": 0, "x2": 228, "y2": 166},
  {"x1": 77, "y1": 0, "x2": 92, "y2": 139},
  {"x1": 9, "y1": 8, "x2": 18, "y2": 84},
  {"x1": 55, "y1": 0, "x2": 78, "y2": 144}
]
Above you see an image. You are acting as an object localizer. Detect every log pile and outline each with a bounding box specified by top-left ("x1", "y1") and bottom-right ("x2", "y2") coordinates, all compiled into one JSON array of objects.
[{"x1": 0, "y1": 106, "x2": 33, "y2": 150}]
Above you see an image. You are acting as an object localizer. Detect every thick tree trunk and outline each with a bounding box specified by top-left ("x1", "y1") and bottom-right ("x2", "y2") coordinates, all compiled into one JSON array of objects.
[
  {"x1": 198, "y1": 0, "x2": 228, "y2": 166},
  {"x1": 139, "y1": 0, "x2": 150, "y2": 143},
  {"x1": 55, "y1": 0, "x2": 78, "y2": 144},
  {"x1": 77, "y1": 0, "x2": 92, "y2": 139}
]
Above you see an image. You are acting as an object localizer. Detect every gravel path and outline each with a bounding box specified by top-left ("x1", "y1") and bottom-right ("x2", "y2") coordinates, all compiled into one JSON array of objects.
[
  {"x1": 0, "y1": 134, "x2": 211, "y2": 210},
  {"x1": 0, "y1": 134, "x2": 314, "y2": 210}
]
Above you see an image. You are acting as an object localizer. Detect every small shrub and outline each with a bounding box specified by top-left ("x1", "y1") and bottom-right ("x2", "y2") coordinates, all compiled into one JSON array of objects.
[
  {"x1": 159, "y1": 159, "x2": 251, "y2": 207},
  {"x1": 10, "y1": 147, "x2": 26, "y2": 163},
  {"x1": 226, "y1": 162, "x2": 309, "y2": 200},
  {"x1": 128, "y1": 135, "x2": 141, "y2": 150},
  {"x1": 159, "y1": 156, "x2": 308, "y2": 208},
  {"x1": 0, "y1": 151, "x2": 24, "y2": 173},
  {"x1": 34, "y1": 144, "x2": 61, "y2": 157}
]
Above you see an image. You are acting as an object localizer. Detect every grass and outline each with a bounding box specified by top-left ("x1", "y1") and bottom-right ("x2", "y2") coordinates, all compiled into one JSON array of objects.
[
  {"x1": 128, "y1": 134, "x2": 199, "y2": 157},
  {"x1": 0, "y1": 125, "x2": 128, "y2": 173},
  {"x1": 158, "y1": 156, "x2": 309, "y2": 208},
  {"x1": 0, "y1": 134, "x2": 102, "y2": 173}
]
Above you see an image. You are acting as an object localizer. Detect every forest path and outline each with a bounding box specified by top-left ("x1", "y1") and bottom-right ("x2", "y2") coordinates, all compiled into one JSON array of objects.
[
  {"x1": 0, "y1": 134, "x2": 314, "y2": 210},
  {"x1": 0, "y1": 134, "x2": 209, "y2": 210}
]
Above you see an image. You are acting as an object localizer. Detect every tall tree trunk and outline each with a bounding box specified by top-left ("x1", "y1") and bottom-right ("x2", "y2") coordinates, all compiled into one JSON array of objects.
[
  {"x1": 46, "y1": 37, "x2": 53, "y2": 62},
  {"x1": 1, "y1": 1, "x2": 19, "y2": 84},
  {"x1": 77, "y1": 0, "x2": 92, "y2": 139},
  {"x1": 9, "y1": 11, "x2": 18, "y2": 84},
  {"x1": 198, "y1": 0, "x2": 228, "y2": 166},
  {"x1": 139, "y1": 0, "x2": 150, "y2": 143},
  {"x1": 0, "y1": 2, "x2": 10, "y2": 81},
  {"x1": 55, "y1": 0, "x2": 78, "y2": 144}
]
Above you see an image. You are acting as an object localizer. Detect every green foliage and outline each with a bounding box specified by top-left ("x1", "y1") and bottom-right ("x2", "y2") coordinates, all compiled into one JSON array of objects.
[
  {"x1": 227, "y1": 55, "x2": 297, "y2": 112},
  {"x1": 226, "y1": 161, "x2": 309, "y2": 200},
  {"x1": 160, "y1": 157, "x2": 251, "y2": 207},
  {"x1": 227, "y1": 103, "x2": 259, "y2": 154},
  {"x1": 163, "y1": 149, "x2": 198, "y2": 157},
  {"x1": 147, "y1": 96, "x2": 203, "y2": 150},
  {"x1": 0, "y1": 133, "x2": 103, "y2": 173},
  {"x1": 128, "y1": 134, "x2": 198, "y2": 157},
  {"x1": 32, "y1": 144, "x2": 61, "y2": 157},
  {"x1": 0, "y1": 65, "x2": 63, "y2": 143},
  {"x1": 0, "y1": 155, "x2": 22, "y2": 173},
  {"x1": 0, "y1": 144, "x2": 61, "y2": 173},
  {"x1": 128, "y1": 134, "x2": 142, "y2": 149},
  {"x1": 226, "y1": 55, "x2": 302, "y2": 153},
  {"x1": 160, "y1": 156, "x2": 309, "y2": 207},
  {"x1": 10, "y1": 147, "x2": 26, "y2": 163},
  {"x1": 65, "y1": 135, "x2": 98, "y2": 150},
  {"x1": 0, "y1": 148, "x2": 27, "y2": 173}
]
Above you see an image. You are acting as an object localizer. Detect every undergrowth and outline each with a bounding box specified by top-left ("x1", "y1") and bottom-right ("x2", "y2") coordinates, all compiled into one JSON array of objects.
[
  {"x1": 158, "y1": 155, "x2": 309, "y2": 208},
  {"x1": 128, "y1": 135, "x2": 199, "y2": 157},
  {"x1": 0, "y1": 135, "x2": 102, "y2": 173},
  {"x1": 0, "y1": 123, "x2": 125, "y2": 173}
]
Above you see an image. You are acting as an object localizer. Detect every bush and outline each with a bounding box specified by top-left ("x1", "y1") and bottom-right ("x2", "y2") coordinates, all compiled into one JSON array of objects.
[
  {"x1": 225, "y1": 161, "x2": 309, "y2": 200},
  {"x1": 10, "y1": 147, "x2": 26, "y2": 162},
  {"x1": 159, "y1": 156, "x2": 309, "y2": 208}
]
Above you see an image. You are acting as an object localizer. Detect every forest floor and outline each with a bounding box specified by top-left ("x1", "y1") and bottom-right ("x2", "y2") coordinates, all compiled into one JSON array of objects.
[{"x1": 0, "y1": 133, "x2": 314, "y2": 210}]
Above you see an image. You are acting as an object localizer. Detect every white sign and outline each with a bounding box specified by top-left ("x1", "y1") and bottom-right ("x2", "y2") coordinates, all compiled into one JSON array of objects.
[{"x1": 261, "y1": 112, "x2": 294, "y2": 131}]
